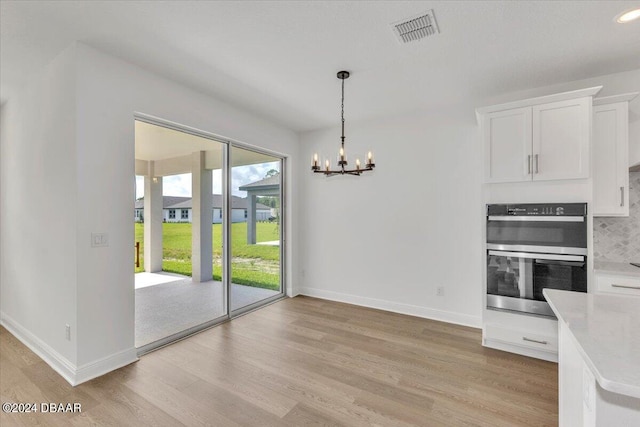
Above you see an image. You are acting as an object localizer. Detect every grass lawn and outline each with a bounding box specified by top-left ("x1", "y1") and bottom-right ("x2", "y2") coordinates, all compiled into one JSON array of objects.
[{"x1": 135, "y1": 222, "x2": 280, "y2": 290}]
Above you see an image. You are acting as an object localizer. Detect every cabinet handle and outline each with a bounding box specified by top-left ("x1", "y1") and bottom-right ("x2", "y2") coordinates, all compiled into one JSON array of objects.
[
  {"x1": 620, "y1": 187, "x2": 624, "y2": 207},
  {"x1": 523, "y1": 336, "x2": 547, "y2": 345},
  {"x1": 528, "y1": 155, "x2": 532, "y2": 174},
  {"x1": 612, "y1": 284, "x2": 640, "y2": 290},
  {"x1": 534, "y1": 154, "x2": 539, "y2": 174}
]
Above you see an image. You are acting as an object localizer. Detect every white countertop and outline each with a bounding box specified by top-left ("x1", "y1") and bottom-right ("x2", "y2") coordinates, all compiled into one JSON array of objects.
[
  {"x1": 543, "y1": 289, "x2": 640, "y2": 399},
  {"x1": 594, "y1": 260, "x2": 640, "y2": 278}
]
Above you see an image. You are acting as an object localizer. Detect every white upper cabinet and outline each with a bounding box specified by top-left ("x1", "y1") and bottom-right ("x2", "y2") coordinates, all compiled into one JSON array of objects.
[
  {"x1": 483, "y1": 107, "x2": 532, "y2": 183},
  {"x1": 477, "y1": 87, "x2": 601, "y2": 184},
  {"x1": 532, "y1": 97, "x2": 591, "y2": 181},
  {"x1": 592, "y1": 93, "x2": 638, "y2": 217}
]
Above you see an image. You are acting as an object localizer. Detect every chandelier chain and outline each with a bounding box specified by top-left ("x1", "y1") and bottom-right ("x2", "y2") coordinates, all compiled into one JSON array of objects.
[{"x1": 341, "y1": 77, "x2": 345, "y2": 144}]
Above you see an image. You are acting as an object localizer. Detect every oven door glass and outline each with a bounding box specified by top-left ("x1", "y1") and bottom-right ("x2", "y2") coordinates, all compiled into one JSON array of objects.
[
  {"x1": 486, "y1": 218, "x2": 586, "y2": 250},
  {"x1": 487, "y1": 251, "x2": 587, "y2": 316}
]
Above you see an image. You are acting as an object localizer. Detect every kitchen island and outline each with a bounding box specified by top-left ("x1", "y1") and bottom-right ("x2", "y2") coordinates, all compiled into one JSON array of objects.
[{"x1": 543, "y1": 289, "x2": 640, "y2": 426}]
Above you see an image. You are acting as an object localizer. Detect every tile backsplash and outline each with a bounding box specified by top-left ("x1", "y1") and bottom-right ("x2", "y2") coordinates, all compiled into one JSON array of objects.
[{"x1": 593, "y1": 172, "x2": 640, "y2": 263}]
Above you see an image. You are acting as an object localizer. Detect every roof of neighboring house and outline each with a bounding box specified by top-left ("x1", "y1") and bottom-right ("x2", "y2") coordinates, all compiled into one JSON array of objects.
[
  {"x1": 167, "y1": 198, "x2": 193, "y2": 209},
  {"x1": 135, "y1": 196, "x2": 189, "y2": 209},
  {"x1": 135, "y1": 195, "x2": 269, "y2": 210},
  {"x1": 238, "y1": 173, "x2": 280, "y2": 191}
]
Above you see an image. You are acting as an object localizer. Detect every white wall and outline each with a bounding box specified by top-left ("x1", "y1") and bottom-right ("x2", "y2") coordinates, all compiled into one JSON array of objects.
[
  {"x1": 74, "y1": 43, "x2": 299, "y2": 369},
  {"x1": 298, "y1": 68, "x2": 640, "y2": 328},
  {"x1": 0, "y1": 46, "x2": 79, "y2": 370},
  {"x1": 299, "y1": 107, "x2": 484, "y2": 327},
  {"x1": 211, "y1": 208, "x2": 250, "y2": 223},
  {"x1": 1, "y1": 42, "x2": 299, "y2": 384},
  {"x1": 256, "y1": 210, "x2": 270, "y2": 221}
]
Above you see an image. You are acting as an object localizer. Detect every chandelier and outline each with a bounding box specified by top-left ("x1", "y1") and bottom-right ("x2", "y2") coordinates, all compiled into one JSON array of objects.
[{"x1": 311, "y1": 71, "x2": 375, "y2": 176}]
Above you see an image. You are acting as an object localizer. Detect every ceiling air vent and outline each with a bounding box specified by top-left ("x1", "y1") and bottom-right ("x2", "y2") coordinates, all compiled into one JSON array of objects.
[{"x1": 392, "y1": 10, "x2": 439, "y2": 44}]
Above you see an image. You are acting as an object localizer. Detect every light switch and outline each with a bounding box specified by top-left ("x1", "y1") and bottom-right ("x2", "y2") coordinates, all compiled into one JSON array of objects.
[{"x1": 91, "y1": 232, "x2": 109, "y2": 247}]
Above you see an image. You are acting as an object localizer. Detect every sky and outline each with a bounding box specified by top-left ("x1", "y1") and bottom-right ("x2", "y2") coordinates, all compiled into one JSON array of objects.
[{"x1": 135, "y1": 161, "x2": 279, "y2": 199}]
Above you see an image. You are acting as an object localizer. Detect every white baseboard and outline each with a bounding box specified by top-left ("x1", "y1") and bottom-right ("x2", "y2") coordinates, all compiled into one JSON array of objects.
[
  {"x1": 297, "y1": 287, "x2": 481, "y2": 328},
  {"x1": 1, "y1": 311, "x2": 138, "y2": 386},
  {"x1": 75, "y1": 347, "x2": 138, "y2": 385},
  {"x1": 1, "y1": 311, "x2": 78, "y2": 384}
]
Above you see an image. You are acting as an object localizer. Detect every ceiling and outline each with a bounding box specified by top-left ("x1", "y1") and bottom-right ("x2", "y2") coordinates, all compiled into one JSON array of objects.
[
  {"x1": 135, "y1": 120, "x2": 221, "y2": 163},
  {"x1": 135, "y1": 120, "x2": 279, "y2": 174},
  {"x1": 2, "y1": 1, "x2": 639, "y2": 132}
]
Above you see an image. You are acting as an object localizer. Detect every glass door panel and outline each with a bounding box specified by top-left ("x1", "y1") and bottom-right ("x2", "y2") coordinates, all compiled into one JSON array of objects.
[
  {"x1": 134, "y1": 119, "x2": 227, "y2": 350},
  {"x1": 486, "y1": 250, "x2": 586, "y2": 317},
  {"x1": 229, "y1": 145, "x2": 283, "y2": 313}
]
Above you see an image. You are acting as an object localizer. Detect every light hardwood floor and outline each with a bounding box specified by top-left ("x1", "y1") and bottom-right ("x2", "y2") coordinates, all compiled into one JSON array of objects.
[{"x1": 1, "y1": 296, "x2": 558, "y2": 426}]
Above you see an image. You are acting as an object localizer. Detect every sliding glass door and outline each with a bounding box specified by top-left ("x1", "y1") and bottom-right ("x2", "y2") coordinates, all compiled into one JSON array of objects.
[
  {"x1": 134, "y1": 117, "x2": 285, "y2": 352},
  {"x1": 229, "y1": 145, "x2": 283, "y2": 314}
]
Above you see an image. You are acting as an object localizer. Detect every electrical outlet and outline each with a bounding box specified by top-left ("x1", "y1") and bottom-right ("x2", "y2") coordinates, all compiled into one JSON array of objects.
[
  {"x1": 436, "y1": 286, "x2": 445, "y2": 296},
  {"x1": 65, "y1": 324, "x2": 71, "y2": 341}
]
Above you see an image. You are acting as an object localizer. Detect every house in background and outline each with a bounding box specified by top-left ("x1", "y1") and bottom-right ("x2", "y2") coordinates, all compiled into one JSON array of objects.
[
  {"x1": 238, "y1": 173, "x2": 281, "y2": 244},
  {"x1": 134, "y1": 195, "x2": 271, "y2": 223}
]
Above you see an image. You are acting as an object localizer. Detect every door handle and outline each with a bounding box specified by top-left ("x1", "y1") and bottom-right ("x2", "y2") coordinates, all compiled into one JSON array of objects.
[
  {"x1": 620, "y1": 186, "x2": 624, "y2": 207},
  {"x1": 523, "y1": 337, "x2": 548, "y2": 345},
  {"x1": 528, "y1": 155, "x2": 532, "y2": 174},
  {"x1": 488, "y1": 250, "x2": 584, "y2": 262},
  {"x1": 612, "y1": 284, "x2": 640, "y2": 290},
  {"x1": 534, "y1": 154, "x2": 539, "y2": 174}
]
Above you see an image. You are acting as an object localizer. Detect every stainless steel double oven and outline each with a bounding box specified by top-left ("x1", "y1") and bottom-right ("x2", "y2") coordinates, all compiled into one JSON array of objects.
[{"x1": 486, "y1": 203, "x2": 588, "y2": 317}]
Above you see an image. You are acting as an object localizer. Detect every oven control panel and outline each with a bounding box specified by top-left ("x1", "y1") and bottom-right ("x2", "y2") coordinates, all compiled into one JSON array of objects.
[{"x1": 487, "y1": 203, "x2": 587, "y2": 216}]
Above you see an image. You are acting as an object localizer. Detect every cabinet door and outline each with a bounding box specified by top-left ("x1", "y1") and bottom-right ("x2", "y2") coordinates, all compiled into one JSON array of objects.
[
  {"x1": 593, "y1": 103, "x2": 629, "y2": 216},
  {"x1": 483, "y1": 107, "x2": 532, "y2": 183},
  {"x1": 532, "y1": 97, "x2": 591, "y2": 181}
]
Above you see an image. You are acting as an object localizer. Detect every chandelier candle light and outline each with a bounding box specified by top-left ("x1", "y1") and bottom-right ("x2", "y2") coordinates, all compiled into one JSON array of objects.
[{"x1": 311, "y1": 71, "x2": 375, "y2": 176}]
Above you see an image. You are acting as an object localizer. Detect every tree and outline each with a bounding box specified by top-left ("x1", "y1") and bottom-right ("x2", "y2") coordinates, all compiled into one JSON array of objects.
[
  {"x1": 257, "y1": 196, "x2": 277, "y2": 208},
  {"x1": 264, "y1": 169, "x2": 278, "y2": 178}
]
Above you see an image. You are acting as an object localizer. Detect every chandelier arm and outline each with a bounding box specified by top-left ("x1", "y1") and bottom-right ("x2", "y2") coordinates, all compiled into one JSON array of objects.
[
  {"x1": 312, "y1": 166, "x2": 375, "y2": 176},
  {"x1": 313, "y1": 166, "x2": 374, "y2": 176}
]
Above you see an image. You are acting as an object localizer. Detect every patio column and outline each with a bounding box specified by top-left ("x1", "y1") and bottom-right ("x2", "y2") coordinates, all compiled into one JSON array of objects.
[
  {"x1": 144, "y1": 168, "x2": 163, "y2": 273},
  {"x1": 192, "y1": 151, "x2": 213, "y2": 283},
  {"x1": 247, "y1": 193, "x2": 257, "y2": 244}
]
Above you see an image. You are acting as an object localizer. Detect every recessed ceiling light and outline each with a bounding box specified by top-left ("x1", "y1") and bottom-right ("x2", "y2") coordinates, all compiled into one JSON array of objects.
[{"x1": 615, "y1": 7, "x2": 640, "y2": 23}]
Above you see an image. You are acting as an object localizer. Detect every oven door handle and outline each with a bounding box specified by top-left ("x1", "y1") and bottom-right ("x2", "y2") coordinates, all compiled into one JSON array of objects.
[
  {"x1": 488, "y1": 216, "x2": 585, "y2": 222},
  {"x1": 535, "y1": 259, "x2": 585, "y2": 267},
  {"x1": 488, "y1": 250, "x2": 585, "y2": 262}
]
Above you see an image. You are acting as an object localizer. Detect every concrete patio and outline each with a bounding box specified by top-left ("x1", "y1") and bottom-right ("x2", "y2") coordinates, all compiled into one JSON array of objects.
[{"x1": 135, "y1": 272, "x2": 280, "y2": 348}]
